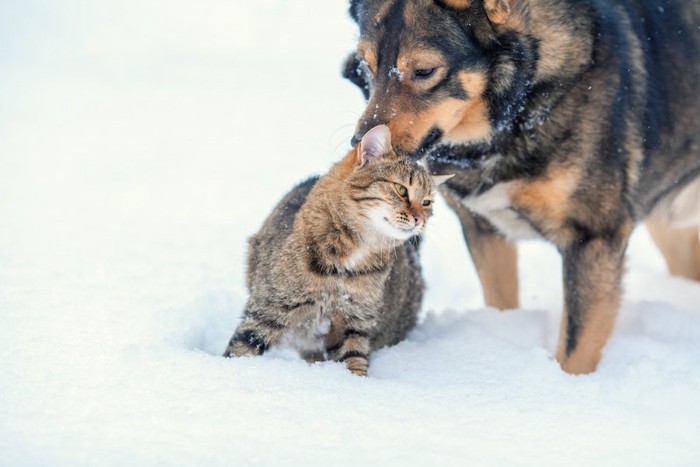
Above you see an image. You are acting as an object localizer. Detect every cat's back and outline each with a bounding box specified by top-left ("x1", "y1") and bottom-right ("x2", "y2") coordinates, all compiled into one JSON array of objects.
[
  {"x1": 246, "y1": 176, "x2": 318, "y2": 284},
  {"x1": 256, "y1": 176, "x2": 318, "y2": 238}
]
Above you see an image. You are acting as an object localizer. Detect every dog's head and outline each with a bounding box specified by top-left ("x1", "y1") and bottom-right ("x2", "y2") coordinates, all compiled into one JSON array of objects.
[{"x1": 345, "y1": 0, "x2": 535, "y2": 158}]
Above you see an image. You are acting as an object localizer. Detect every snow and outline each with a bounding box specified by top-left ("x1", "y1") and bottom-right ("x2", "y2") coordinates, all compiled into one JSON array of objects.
[{"x1": 1, "y1": 1, "x2": 700, "y2": 466}]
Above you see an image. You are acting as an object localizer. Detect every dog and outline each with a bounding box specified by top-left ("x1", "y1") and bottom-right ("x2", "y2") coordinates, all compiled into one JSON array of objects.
[{"x1": 343, "y1": 0, "x2": 700, "y2": 374}]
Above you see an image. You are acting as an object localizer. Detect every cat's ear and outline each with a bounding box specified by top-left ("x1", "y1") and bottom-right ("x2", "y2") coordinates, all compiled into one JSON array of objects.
[
  {"x1": 357, "y1": 125, "x2": 392, "y2": 166},
  {"x1": 431, "y1": 173, "x2": 455, "y2": 186}
]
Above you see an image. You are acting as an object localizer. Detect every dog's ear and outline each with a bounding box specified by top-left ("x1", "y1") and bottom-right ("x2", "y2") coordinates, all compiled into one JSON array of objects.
[
  {"x1": 342, "y1": 52, "x2": 371, "y2": 100},
  {"x1": 349, "y1": 0, "x2": 360, "y2": 22},
  {"x1": 439, "y1": 0, "x2": 512, "y2": 26},
  {"x1": 358, "y1": 125, "x2": 392, "y2": 166}
]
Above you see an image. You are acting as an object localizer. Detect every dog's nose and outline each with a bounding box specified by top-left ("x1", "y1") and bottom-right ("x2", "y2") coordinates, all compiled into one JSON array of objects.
[{"x1": 351, "y1": 134, "x2": 362, "y2": 146}]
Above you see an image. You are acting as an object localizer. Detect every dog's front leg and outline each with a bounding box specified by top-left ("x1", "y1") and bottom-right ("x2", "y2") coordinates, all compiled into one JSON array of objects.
[
  {"x1": 445, "y1": 195, "x2": 519, "y2": 310},
  {"x1": 556, "y1": 223, "x2": 632, "y2": 374}
]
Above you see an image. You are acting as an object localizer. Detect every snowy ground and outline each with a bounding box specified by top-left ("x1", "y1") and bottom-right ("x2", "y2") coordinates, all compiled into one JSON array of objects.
[{"x1": 1, "y1": 1, "x2": 699, "y2": 466}]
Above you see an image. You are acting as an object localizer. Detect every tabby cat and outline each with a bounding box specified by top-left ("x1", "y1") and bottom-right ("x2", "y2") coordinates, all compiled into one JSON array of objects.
[{"x1": 223, "y1": 125, "x2": 451, "y2": 376}]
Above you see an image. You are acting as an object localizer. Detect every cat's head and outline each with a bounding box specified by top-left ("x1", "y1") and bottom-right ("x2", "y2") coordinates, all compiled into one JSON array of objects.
[{"x1": 344, "y1": 125, "x2": 452, "y2": 241}]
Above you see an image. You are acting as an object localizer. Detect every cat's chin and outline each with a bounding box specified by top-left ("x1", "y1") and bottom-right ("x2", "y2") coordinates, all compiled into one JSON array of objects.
[
  {"x1": 374, "y1": 220, "x2": 421, "y2": 241},
  {"x1": 366, "y1": 209, "x2": 423, "y2": 241},
  {"x1": 388, "y1": 224, "x2": 422, "y2": 241}
]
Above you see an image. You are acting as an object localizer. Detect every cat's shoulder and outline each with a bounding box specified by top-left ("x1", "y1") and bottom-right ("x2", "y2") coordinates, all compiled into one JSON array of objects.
[
  {"x1": 273, "y1": 175, "x2": 319, "y2": 220},
  {"x1": 255, "y1": 176, "x2": 320, "y2": 238}
]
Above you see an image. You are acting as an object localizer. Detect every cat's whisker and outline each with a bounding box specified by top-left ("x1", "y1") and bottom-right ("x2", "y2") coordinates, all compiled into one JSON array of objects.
[{"x1": 329, "y1": 124, "x2": 358, "y2": 150}]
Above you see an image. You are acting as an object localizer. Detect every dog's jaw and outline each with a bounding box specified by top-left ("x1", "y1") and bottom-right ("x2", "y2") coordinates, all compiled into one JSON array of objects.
[{"x1": 403, "y1": 127, "x2": 443, "y2": 160}]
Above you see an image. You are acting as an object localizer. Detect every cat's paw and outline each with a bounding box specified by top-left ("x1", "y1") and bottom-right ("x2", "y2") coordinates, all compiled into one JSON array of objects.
[
  {"x1": 223, "y1": 341, "x2": 263, "y2": 358},
  {"x1": 343, "y1": 353, "x2": 369, "y2": 376},
  {"x1": 224, "y1": 330, "x2": 268, "y2": 358},
  {"x1": 348, "y1": 366, "x2": 368, "y2": 377}
]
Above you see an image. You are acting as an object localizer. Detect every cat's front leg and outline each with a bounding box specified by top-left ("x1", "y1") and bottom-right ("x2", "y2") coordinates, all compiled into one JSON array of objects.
[
  {"x1": 223, "y1": 313, "x2": 284, "y2": 358},
  {"x1": 340, "y1": 334, "x2": 371, "y2": 376},
  {"x1": 326, "y1": 318, "x2": 372, "y2": 376}
]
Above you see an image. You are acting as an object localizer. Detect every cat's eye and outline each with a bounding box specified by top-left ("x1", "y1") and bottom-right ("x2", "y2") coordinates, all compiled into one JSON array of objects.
[
  {"x1": 422, "y1": 200, "x2": 432, "y2": 207},
  {"x1": 394, "y1": 183, "x2": 408, "y2": 198}
]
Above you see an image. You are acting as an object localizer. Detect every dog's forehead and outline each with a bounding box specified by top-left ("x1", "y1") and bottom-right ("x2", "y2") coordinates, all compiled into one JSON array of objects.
[
  {"x1": 354, "y1": 0, "x2": 467, "y2": 63},
  {"x1": 354, "y1": 0, "x2": 440, "y2": 38}
]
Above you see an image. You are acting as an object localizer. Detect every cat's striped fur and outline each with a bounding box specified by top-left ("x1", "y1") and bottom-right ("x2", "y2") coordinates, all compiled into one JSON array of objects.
[{"x1": 223, "y1": 126, "x2": 450, "y2": 375}]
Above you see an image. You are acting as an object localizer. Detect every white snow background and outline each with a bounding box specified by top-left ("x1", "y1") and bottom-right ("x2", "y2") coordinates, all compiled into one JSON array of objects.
[{"x1": 1, "y1": 1, "x2": 699, "y2": 466}]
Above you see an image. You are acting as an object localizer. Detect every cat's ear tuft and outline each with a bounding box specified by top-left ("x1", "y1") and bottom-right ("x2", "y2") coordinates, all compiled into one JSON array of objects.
[
  {"x1": 431, "y1": 173, "x2": 455, "y2": 187},
  {"x1": 357, "y1": 125, "x2": 392, "y2": 166}
]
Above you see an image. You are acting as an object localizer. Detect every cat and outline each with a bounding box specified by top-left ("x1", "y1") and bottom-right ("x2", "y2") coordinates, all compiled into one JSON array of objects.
[{"x1": 223, "y1": 125, "x2": 451, "y2": 376}]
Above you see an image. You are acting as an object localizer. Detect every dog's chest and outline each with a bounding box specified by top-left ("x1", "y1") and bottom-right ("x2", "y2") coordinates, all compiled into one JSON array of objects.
[{"x1": 460, "y1": 182, "x2": 541, "y2": 240}]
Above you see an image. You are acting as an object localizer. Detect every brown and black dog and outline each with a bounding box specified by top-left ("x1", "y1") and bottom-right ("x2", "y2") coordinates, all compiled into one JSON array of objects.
[{"x1": 343, "y1": 0, "x2": 700, "y2": 373}]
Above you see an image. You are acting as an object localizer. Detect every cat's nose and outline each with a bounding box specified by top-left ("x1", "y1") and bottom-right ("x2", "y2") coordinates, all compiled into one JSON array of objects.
[{"x1": 414, "y1": 214, "x2": 424, "y2": 226}]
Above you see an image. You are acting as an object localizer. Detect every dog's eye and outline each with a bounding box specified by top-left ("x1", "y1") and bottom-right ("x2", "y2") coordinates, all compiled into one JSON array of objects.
[
  {"x1": 394, "y1": 183, "x2": 408, "y2": 198},
  {"x1": 413, "y1": 67, "x2": 436, "y2": 80},
  {"x1": 422, "y1": 200, "x2": 432, "y2": 207}
]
